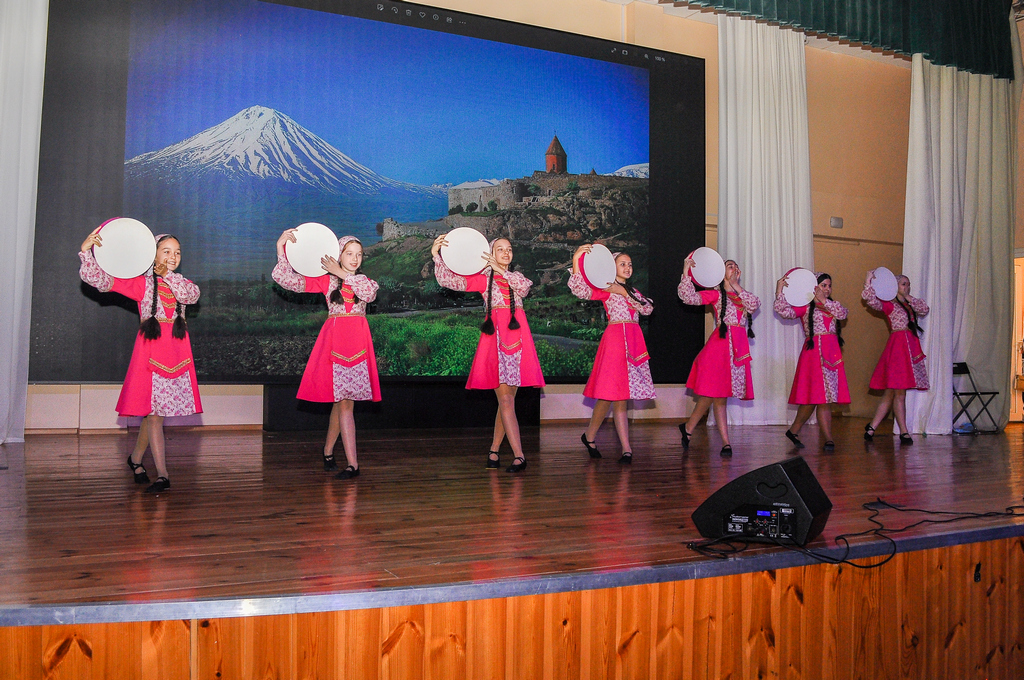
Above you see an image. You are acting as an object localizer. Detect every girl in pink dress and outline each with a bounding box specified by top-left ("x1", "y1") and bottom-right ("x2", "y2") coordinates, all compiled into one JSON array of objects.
[
  {"x1": 862, "y1": 271, "x2": 929, "y2": 444},
  {"x1": 677, "y1": 257, "x2": 759, "y2": 455},
  {"x1": 431, "y1": 235, "x2": 545, "y2": 473},
  {"x1": 79, "y1": 229, "x2": 201, "y2": 494},
  {"x1": 774, "y1": 271, "x2": 850, "y2": 450},
  {"x1": 273, "y1": 230, "x2": 381, "y2": 479},
  {"x1": 569, "y1": 245, "x2": 655, "y2": 464}
]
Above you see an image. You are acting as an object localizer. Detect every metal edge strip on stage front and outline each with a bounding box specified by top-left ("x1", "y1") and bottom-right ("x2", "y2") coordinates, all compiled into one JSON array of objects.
[{"x1": 2, "y1": 522, "x2": 1023, "y2": 627}]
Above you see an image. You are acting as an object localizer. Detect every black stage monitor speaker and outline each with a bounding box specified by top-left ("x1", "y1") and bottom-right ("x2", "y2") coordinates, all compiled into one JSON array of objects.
[{"x1": 691, "y1": 457, "x2": 832, "y2": 546}]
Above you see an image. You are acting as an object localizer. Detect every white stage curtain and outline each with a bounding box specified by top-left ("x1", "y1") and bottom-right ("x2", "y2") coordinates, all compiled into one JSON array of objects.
[
  {"x1": 0, "y1": 0, "x2": 48, "y2": 444},
  {"x1": 716, "y1": 15, "x2": 814, "y2": 425},
  {"x1": 903, "y1": 54, "x2": 1014, "y2": 435}
]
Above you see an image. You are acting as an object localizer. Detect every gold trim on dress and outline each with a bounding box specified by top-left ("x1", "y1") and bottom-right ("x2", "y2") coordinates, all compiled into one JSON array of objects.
[
  {"x1": 149, "y1": 357, "x2": 192, "y2": 373},
  {"x1": 328, "y1": 312, "x2": 365, "y2": 318},
  {"x1": 331, "y1": 349, "x2": 367, "y2": 362}
]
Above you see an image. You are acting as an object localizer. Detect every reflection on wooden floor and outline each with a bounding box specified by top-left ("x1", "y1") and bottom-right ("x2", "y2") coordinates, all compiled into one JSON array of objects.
[{"x1": 0, "y1": 418, "x2": 1023, "y2": 609}]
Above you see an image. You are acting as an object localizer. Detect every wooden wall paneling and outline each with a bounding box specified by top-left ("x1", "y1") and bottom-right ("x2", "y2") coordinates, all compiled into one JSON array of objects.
[
  {"x1": 143, "y1": 620, "x2": 192, "y2": 680},
  {"x1": 652, "y1": 579, "x2": 691, "y2": 680},
  {"x1": 614, "y1": 584, "x2": 652, "y2": 680},
  {"x1": 707, "y1": 572, "x2": 744, "y2": 679},
  {"x1": 776, "y1": 564, "x2": 809, "y2": 679},
  {"x1": 1007, "y1": 537, "x2": 1024, "y2": 674},
  {"x1": 898, "y1": 548, "x2": 927, "y2": 679},
  {"x1": 423, "y1": 600, "x2": 467, "y2": 680},
  {"x1": 341, "y1": 607, "x2": 382, "y2": 680},
  {"x1": 0, "y1": 624, "x2": 43, "y2": 680},
  {"x1": 506, "y1": 593, "x2": 545, "y2": 680},
  {"x1": 877, "y1": 554, "x2": 907, "y2": 680},
  {"x1": 542, "y1": 590, "x2": 581, "y2": 680},
  {"x1": 943, "y1": 543, "x2": 972, "y2": 680},
  {"x1": 740, "y1": 569, "x2": 777, "y2": 679},
  {"x1": 380, "y1": 605, "x2": 425, "y2": 680},
  {"x1": 580, "y1": 586, "x2": 616, "y2": 680},
  {"x1": 295, "y1": 611, "x2": 339, "y2": 680},
  {"x1": 12, "y1": 622, "x2": 191, "y2": 680},
  {"x1": 466, "y1": 597, "x2": 506, "y2": 680}
]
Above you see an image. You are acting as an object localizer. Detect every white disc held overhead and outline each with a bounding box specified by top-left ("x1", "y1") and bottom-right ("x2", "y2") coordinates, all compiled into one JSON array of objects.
[
  {"x1": 687, "y1": 247, "x2": 726, "y2": 288},
  {"x1": 440, "y1": 227, "x2": 491, "y2": 276},
  {"x1": 579, "y1": 243, "x2": 617, "y2": 290},
  {"x1": 285, "y1": 222, "x2": 340, "y2": 277},
  {"x1": 871, "y1": 266, "x2": 899, "y2": 301},
  {"x1": 92, "y1": 218, "x2": 157, "y2": 279},
  {"x1": 782, "y1": 267, "x2": 818, "y2": 307}
]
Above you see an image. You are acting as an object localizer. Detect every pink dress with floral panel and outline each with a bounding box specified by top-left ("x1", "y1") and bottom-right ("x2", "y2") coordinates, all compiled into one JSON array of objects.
[
  {"x1": 568, "y1": 273, "x2": 655, "y2": 401},
  {"x1": 434, "y1": 255, "x2": 545, "y2": 390},
  {"x1": 774, "y1": 294, "x2": 851, "y2": 405},
  {"x1": 273, "y1": 254, "x2": 381, "y2": 402},
  {"x1": 677, "y1": 275, "x2": 760, "y2": 400},
  {"x1": 79, "y1": 250, "x2": 202, "y2": 417},
  {"x1": 862, "y1": 285, "x2": 930, "y2": 390}
]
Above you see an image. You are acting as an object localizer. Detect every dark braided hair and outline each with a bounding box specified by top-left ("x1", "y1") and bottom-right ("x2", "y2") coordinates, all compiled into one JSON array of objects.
[
  {"x1": 140, "y1": 235, "x2": 187, "y2": 341},
  {"x1": 481, "y1": 240, "x2": 519, "y2": 335},
  {"x1": 717, "y1": 261, "x2": 754, "y2": 339},
  {"x1": 611, "y1": 253, "x2": 647, "y2": 308},
  {"x1": 894, "y1": 285, "x2": 923, "y2": 337},
  {"x1": 804, "y1": 273, "x2": 842, "y2": 350}
]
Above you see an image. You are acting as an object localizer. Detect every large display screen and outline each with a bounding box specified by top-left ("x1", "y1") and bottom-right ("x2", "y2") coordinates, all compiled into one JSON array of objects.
[{"x1": 30, "y1": 0, "x2": 706, "y2": 384}]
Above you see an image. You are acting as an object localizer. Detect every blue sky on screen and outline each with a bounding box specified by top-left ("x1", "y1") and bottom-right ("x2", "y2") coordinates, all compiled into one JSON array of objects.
[{"x1": 124, "y1": 0, "x2": 650, "y2": 186}]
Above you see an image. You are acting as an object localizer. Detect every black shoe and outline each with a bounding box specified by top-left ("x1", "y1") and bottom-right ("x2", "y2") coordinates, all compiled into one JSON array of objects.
[
  {"x1": 618, "y1": 452, "x2": 632, "y2": 464},
  {"x1": 486, "y1": 451, "x2": 500, "y2": 469},
  {"x1": 823, "y1": 440, "x2": 835, "y2": 451},
  {"x1": 785, "y1": 430, "x2": 805, "y2": 449},
  {"x1": 335, "y1": 465, "x2": 360, "y2": 479},
  {"x1": 145, "y1": 477, "x2": 170, "y2": 493},
  {"x1": 323, "y1": 454, "x2": 338, "y2": 472},
  {"x1": 127, "y1": 455, "x2": 150, "y2": 484},
  {"x1": 899, "y1": 433, "x2": 914, "y2": 445},
  {"x1": 506, "y1": 457, "x2": 527, "y2": 473},
  {"x1": 864, "y1": 424, "x2": 875, "y2": 441},
  {"x1": 581, "y1": 433, "x2": 601, "y2": 459},
  {"x1": 720, "y1": 445, "x2": 733, "y2": 456},
  {"x1": 678, "y1": 423, "x2": 691, "y2": 449}
]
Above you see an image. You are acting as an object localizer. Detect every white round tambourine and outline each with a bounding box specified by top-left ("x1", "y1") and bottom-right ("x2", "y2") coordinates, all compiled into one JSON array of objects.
[
  {"x1": 687, "y1": 247, "x2": 726, "y2": 288},
  {"x1": 92, "y1": 217, "x2": 157, "y2": 279},
  {"x1": 285, "y1": 222, "x2": 340, "y2": 277},
  {"x1": 440, "y1": 227, "x2": 490, "y2": 276},
  {"x1": 872, "y1": 266, "x2": 899, "y2": 301},
  {"x1": 782, "y1": 267, "x2": 818, "y2": 307},
  {"x1": 579, "y1": 244, "x2": 617, "y2": 290}
]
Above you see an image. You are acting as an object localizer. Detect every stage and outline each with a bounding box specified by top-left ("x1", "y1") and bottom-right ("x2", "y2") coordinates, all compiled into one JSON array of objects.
[{"x1": 1, "y1": 419, "x2": 1023, "y2": 678}]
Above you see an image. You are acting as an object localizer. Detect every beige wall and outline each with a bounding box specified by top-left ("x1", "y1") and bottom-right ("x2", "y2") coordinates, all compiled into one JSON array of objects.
[{"x1": 805, "y1": 48, "x2": 912, "y2": 416}]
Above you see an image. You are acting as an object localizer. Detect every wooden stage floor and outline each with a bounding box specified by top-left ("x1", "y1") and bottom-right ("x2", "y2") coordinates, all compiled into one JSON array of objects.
[{"x1": 1, "y1": 418, "x2": 1023, "y2": 625}]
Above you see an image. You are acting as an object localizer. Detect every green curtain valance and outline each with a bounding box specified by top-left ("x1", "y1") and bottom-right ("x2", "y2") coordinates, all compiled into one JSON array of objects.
[{"x1": 678, "y1": 0, "x2": 1014, "y2": 79}]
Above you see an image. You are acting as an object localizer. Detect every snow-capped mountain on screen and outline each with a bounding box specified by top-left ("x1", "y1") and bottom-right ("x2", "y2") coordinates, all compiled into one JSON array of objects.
[
  {"x1": 125, "y1": 105, "x2": 443, "y2": 198},
  {"x1": 608, "y1": 163, "x2": 649, "y2": 179}
]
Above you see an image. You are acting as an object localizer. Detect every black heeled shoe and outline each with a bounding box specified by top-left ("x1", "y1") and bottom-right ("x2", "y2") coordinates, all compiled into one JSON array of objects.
[
  {"x1": 678, "y1": 423, "x2": 691, "y2": 449},
  {"x1": 323, "y1": 453, "x2": 338, "y2": 472},
  {"x1": 127, "y1": 455, "x2": 150, "y2": 484},
  {"x1": 486, "y1": 451, "x2": 500, "y2": 469},
  {"x1": 720, "y1": 445, "x2": 733, "y2": 456},
  {"x1": 823, "y1": 440, "x2": 835, "y2": 451},
  {"x1": 336, "y1": 465, "x2": 360, "y2": 480},
  {"x1": 581, "y1": 434, "x2": 601, "y2": 459},
  {"x1": 145, "y1": 477, "x2": 170, "y2": 493},
  {"x1": 785, "y1": 430, "x2": 805, "y2": 449},
  {"x1": 506, "y1": 457, "x2": 527, "y2": 473},
  {"x1": 618, "y1": 452, "x2": 632, "y2": 465},
  {"x1": 899, "y1": 433, "x2": 914, "y2": 445},
  {"x1": 864, "y1": 424, "x2": 875, "y2": 441}
]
